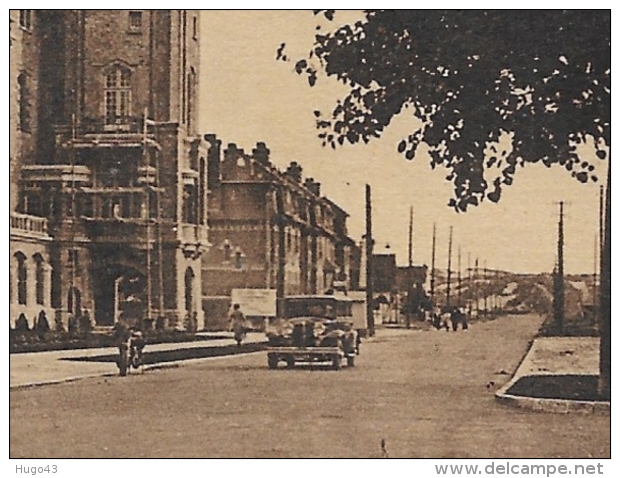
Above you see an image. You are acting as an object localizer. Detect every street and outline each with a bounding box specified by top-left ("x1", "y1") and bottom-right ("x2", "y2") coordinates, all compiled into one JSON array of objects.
[{"x1": 9, "y1": 314, "x2": 610, "y2": 458}]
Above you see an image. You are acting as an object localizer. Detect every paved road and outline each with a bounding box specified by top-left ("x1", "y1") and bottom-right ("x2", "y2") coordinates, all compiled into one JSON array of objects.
[{"x1": 9, "y1": 314, "x2": 610, "y2": 458}]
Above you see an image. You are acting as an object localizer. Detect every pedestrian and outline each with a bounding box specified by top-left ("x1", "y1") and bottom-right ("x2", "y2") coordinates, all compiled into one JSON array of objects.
[{"x1": 229, "y1": 303, "x2": 247, "y2": 346}]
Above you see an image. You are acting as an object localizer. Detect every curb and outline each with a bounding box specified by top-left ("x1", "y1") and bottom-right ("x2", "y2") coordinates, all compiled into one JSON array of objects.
[{"x1": 495, "y1": 383, "x2": 610, "y2": 415}]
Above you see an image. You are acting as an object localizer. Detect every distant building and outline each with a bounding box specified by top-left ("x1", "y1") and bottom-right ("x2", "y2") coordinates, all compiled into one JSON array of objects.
[
  {"x1": 396, "y1": 265, "x2": 428, "y2": 292},
  {"x1": 202, "y1": 136, "x2": 359, "y2": 325},
  {"x1": 372, "y1": 253, "x2": 397, "y2": 293}
]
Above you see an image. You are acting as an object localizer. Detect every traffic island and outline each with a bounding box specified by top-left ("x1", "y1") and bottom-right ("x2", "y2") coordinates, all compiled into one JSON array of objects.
[{"x1": 495, "y1": 337, "x2": 609, "y2": 414}]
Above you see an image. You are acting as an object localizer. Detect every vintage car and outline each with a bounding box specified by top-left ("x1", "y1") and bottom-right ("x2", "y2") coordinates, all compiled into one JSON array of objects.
[{"x1": 266, "y1": 295, "x2": 358, "y2": 370}]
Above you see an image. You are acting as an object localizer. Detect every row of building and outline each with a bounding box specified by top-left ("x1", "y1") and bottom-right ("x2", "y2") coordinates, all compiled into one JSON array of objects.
[{"x1": 9, "y1": 10, "x2": 362, "y2": 330}]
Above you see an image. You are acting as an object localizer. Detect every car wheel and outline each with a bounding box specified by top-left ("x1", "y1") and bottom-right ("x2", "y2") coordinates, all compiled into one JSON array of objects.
[
  {"x1": 332, "y1": 354, "x2": 341, "y2": 371},
  {"x1": 268, "y1": 354, "x2": 278, "y2": 369},
  {"x1": 285, "y1": 356, "x2": 295, "y2": 369}
]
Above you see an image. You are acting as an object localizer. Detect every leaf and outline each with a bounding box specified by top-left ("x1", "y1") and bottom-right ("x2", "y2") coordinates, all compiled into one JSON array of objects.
[
  {"x1": 397, "y1": 140, "x2": 407, "y2": 153},
  {"x1": 295, "y1": 59, "x2": 308, "y2": 74}
]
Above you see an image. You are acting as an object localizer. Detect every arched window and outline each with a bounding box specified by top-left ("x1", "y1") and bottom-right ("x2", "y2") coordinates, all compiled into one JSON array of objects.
[
  {"x1": 34, "y1": 254, "x2": 45, "y2": 305},
  {"x1": 15, "y1": 252, "x2": 27, "y2": 305},
  {"x1": 184, "y1": 268, "x2": 194, "y2": 312},
  {"x1": 104, "y1": 66, "x2": 131, "y2": 124}
]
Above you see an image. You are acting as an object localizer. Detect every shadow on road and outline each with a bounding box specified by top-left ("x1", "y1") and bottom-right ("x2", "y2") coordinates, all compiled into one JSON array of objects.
[{"x1": 60, "y1": 342, "x2": 267, "y2": 365}]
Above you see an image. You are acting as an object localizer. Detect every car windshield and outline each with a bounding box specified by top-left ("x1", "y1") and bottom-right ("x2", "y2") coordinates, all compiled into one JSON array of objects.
[{"x1": 283, "y1": 298, "x2": 337, "y2": 319}]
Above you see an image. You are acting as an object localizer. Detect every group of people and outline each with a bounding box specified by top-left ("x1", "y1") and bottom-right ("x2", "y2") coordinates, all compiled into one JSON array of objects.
[{"x1": 431, "y1": 306, "x2": 469, "y2": 332}]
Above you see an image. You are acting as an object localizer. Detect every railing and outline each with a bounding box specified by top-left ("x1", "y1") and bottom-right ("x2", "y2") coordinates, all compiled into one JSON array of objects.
[
  {"x1": 10, "y1": 212, "x2": 49, "y2": 236},
  {"x1": 180, "y1": 224, "x2": 209, "y2": 245}
]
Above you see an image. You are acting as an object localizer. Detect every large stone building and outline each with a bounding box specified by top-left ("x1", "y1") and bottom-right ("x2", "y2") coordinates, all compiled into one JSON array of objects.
[
  {"x1": 9, "y1": 10, "x2": 208, "y2": 329},
  {"x1": 202, "y1": 136, "x2": 360, "y2": 325}
]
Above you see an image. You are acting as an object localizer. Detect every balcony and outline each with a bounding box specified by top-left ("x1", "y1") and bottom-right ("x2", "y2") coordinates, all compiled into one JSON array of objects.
[
  {"x1": 10, "y1": 212, "x2": 51, "y2": 240},
  {"x1": 55, "y1": 118, "x2": 161, "y2": 151},
  {"x1": 179, "y1": 224, "x2": 209, "y2": 245}
]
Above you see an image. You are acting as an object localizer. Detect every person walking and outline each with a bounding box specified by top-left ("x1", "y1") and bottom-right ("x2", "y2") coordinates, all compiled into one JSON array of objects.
[{"x1": 229, "y1": 303, "x2": 247, "y2": 346}]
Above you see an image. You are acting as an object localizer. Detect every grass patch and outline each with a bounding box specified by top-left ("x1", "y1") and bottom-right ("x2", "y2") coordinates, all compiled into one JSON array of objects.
[{"x1": 507, "y1": 375, "x2": 607, "y2": 402}]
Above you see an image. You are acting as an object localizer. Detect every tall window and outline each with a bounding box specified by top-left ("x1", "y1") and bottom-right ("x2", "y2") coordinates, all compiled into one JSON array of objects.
[
  {"x1": 104, "y1": 67, "x2": 131, "y2": 124},
  {"x1": 19, "y1": 10, "x2": 32, "y2": 30},
  {"x1": 18, "y1": 72, "x2": 30, "y2": 132},
  {"x1": 15, "y1": 252, "x2": 27, "y2": 305},
  {"x1": 34, "y1": 254, "x2": 45, "y2": 305},
  {"x1": 187, "y1": 68, "x2": 196, "y2": 132}
]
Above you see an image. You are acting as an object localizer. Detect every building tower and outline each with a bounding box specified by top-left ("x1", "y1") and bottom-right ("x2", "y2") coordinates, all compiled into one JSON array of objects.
[{"x1": 15, "y1": 10, "x2": 209, "y2": 329}]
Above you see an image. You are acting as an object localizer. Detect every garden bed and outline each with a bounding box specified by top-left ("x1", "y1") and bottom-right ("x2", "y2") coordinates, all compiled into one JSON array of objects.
[
  {"x1": 10, "y1": 330, "x2": 230, "y2": 354},
  {"x1": 506, "y1": 374, "x2": 608, "y2": 402}
]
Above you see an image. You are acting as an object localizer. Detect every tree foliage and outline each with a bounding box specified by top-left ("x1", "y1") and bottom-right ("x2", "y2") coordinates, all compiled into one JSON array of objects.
[{"x1": 283, "y1": 10, "x2": 610, "y2": 211}]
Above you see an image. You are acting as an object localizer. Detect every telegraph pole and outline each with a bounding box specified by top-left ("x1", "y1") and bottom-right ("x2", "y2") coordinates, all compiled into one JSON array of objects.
[
  {"x1": 365, "y1": 184, "x2": 375, "y2": 336},
  {"x1": 430, "y1": 223, "x2": 437, "y2": 307},
  {"x1": 143, "y1": 108, "x2": 152, "y2": 325},
  {"x1": 467, "y1": 252, "x2": 472, "y2": 318},
  {"x1": 474, "y1": 258, "x2": 480, "y2": 318},
  {"x1": 446, "y1": 226, "x2": 453, "y2": 307},
  {"x1": 553, "y1": 201, "x2": 565, "y2": 334},
  {"x1": 408, "y1": 206, "x2": 413, "y2": 267},
  {"x1": 406, "y1": 205, "x2": 414, "y2": 328},
  {"x1": 457, "y1": 246, "x2": 462, "y2": 307},
  {"x1": 483, "y1": 261, "x2": 488, "y2": 316}
]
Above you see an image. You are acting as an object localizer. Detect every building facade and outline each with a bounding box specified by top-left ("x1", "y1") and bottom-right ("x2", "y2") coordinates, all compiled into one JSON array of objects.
[
  {"x1": 202, "y1": 136, "x2": 359, "y2": 325},
  {"x1": 10, "y1": 10, "x2": 209, "y2": 329}
]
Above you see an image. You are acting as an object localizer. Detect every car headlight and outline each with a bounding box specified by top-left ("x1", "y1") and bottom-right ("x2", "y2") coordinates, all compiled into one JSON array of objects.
[{"x1": 313, "y1": 323, "x2": 326, "y2": 336}]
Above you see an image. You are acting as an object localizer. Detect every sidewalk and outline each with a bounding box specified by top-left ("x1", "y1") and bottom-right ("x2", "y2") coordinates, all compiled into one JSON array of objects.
[
  {"x1": 495, "y1": 336, "x2": 609, "y2": 414},
  {"x1": 10, "y1": 332, "x2": 266, "y2": 389}
]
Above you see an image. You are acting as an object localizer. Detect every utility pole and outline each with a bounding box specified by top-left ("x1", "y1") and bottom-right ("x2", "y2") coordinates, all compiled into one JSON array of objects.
[
  {"x1": 406, "y1": 206, "x2": 414, "y2": 329},
  {"x1": 474, "y1": 258, "x2": 480, "y2": 318},
  {"x1": 408, "y1": 206, "x2": 413, "y2": 267},
  {"x1": 553, "y1": 201, "x2": 565, "y2": 334},
  {"x1": 596, "y1": 185, "x2": 604, "y2": 320},
  {"x1": 467, "y1": 252, "x2": 472, "y2": 319},
  {"x1": 143, "y1": 108, "x2": 152, "y2": 326},
  {"x1": 365, "y1": 184, "x2": 375, "y2": 336},
  {"x1": 69, "y1": 114, "x2": 77, "y2": 321},
  {"x1": 446, "y1": 226, "x2": 453, "y2": 307},
  {"x1": 457, "y1": 246, "x2": 462, "y2": 307},
  {"x1": 430, "y1": 223, "x2": 437, "y2": 307},
  {"x1": 496, "y1": 269, "x2": 501, "y2": 312},
  {"x1": 483, "y1": 260, "x2": 488, "y2": 316}
]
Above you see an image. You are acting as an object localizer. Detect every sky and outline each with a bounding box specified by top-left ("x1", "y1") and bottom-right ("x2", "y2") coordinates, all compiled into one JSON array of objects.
[{"x1": 199, "y1": 10, "x2": 608, "y2": 275}]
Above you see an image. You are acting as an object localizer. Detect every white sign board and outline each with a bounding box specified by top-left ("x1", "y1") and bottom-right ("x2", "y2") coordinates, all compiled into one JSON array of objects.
[{"x1": 231, "y1": 289, "x2": 277, "y2": 317}]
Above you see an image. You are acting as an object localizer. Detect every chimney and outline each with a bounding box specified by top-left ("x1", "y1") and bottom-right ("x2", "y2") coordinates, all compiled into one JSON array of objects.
[
  {"x1": 204, "y1": 133, "x2": 222, "y2": 189},
  {"x1": 252, "y1": 142, "x2": 270, "y2": 165},
  {"x1": 304, "y1": 177, "x2": 321, "y2": 196},
  {"x1": 224, "y1": 143, "x2": 240, "y2": 162},
  {"x1": 285, "y1": 161, "x2": 303, "y2": 183}
]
